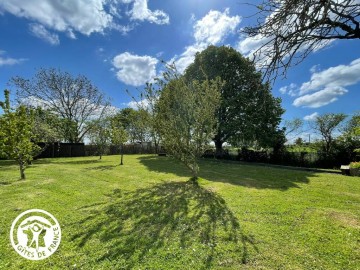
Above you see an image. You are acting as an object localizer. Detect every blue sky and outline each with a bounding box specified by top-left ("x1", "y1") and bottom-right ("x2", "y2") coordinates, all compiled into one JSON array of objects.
[{"x1": 0, "y1": 0, "x2": 359, "y2": 134}]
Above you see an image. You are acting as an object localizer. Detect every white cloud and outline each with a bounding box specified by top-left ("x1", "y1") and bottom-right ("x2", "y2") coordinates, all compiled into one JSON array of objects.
[
  {"x1": 194, "y1": 8, "x2": 240, "y2": 44},
  {"x1": 293, "y1": 86, "x2": 348, "y2": 108},
  {"x1": 126, "y1": 0, "x2": 169, "y2": 24},
  {"x1": 310, "y1": 64, "x2": 320, "y2": 74},
  {"x1": 281, "y1": 58, "x2": 359, "y2": 108},
  {"x1": 0, "y1": 50, "x2": 26, "y2": 66},
  {"x1": 173, "y1": 43, "x2": 207, "y2": 74},
  {"x1": 237, "y1": 34, "x2": 271, "y2": 57},
  {"x1": 299, "y1": 58, "x2": 360, "y2": 95},
  {"x1": 174, "y1": 9, "x2": 241, "y2": 73},
  {"x1": 126, "y1": 99, "x2": 150, "y2": 110},
  {"x1": 29, "y1": 23, "x2": 60, "y2": 45},
  {"x1": 303, "y1": 112, "x2": 319, "y2": 121},
  {"x1": 279, "y1": 83, "x2": 297, "y2": 96},
  {"x1": 112, "y1": 52, "x2": 158, "y2": 86},
  {"x1": 0, "y1": 1, "x2": 165, "y2": 40},
  {"x1": 0, "y1": 0, "x2": 114, "y2": 36}
]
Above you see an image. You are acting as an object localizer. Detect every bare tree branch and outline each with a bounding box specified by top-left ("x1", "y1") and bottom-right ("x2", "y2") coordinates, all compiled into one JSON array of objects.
[
  {"x1": 11, "y1": 68, "x2": 110, "y2": 143},
  {"x1": 242, "y1": 0, "x2": 360, "y2": 81}
]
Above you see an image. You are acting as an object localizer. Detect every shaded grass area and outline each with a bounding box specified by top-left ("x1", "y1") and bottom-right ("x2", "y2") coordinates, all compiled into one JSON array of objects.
[
  {"x1": 71, "y1": 181, "x2": 257, "y2": 269},
  {"x1": 139, "y1": 156, "x2": 312, "y2": 190},
  {"x1": 0, "y1": 155, "x2": 359, "y2": 269}
]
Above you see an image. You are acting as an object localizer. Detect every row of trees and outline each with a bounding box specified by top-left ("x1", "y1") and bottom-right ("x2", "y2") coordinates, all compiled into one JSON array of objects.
[
  {"x1": 0, "y1": 69, "x2": 132, "y2": 179},
  {"x1": 0, "y1": 90, "x2": 130, "y2": 179},
  {"x1": 291, "y1": 113, "x2": 360, "y2": 159}
]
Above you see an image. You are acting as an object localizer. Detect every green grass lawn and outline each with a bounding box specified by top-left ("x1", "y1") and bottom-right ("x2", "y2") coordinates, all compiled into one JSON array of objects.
[{"x1": 0, "y1": 155, "x2": 359, "y2": 269}]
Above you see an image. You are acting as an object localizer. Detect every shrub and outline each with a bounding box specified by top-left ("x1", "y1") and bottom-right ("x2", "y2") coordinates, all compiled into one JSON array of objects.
[{"x1": 350, "y1": 162, "x2": 360, "y2": 176}]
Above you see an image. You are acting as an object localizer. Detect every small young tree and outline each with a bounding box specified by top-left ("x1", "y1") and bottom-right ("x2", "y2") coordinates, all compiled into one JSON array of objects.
[
  {"x1": 88, "y1": 119, "x2": 111, "y2": 160},
  {"x1": 0, "y1": 90, "x2": 40, "y2": 179},
  {"x1": 110, "y1": 123, "x2": 128, "y2": 165},
  {"x1": 156, "y1": 67, "x2": 223, "y2": 179},
  {"x1": 127, "y1": 81, "x2": 163, "y2": 153}
]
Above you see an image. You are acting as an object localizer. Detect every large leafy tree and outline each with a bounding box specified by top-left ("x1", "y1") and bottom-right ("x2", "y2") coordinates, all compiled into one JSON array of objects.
[
  {"x1": 243, "y1": 0, "x2": 360, "y2": 80},
  {"x1": 156, "y1": 66, "x2": 222, "y2": 179},
  {"x1": 0, "y1": 90, "x2": 40, "y2": 179},
  {"x1": 11, "y1": 68, "x2": 110, "y2": 143},
  {"x1": 184, "y1": 45, "x2": 284, "y2": 155}
]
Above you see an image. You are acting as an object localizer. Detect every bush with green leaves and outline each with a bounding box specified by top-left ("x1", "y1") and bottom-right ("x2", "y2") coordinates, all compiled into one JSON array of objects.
[
  {"x1": 350, "y1": 162, "x2": 360, "y2": 176},
  {"x1": 0, "y1": 90, "x2": 40, "y2": 179}
]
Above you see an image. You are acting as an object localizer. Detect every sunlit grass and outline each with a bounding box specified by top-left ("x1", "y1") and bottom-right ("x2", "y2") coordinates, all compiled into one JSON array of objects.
[{"x1": 0, "y1": 155, "x2": 359, "y2": 269}]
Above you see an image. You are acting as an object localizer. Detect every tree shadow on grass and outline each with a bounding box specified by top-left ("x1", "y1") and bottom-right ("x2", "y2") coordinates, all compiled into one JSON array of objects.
[
  {"x1": 35, "y1": 159, "x2": 100, "y2": 165},
  {"x1": 86, "y1": 165, "x2": 117, "y2": 171},
  {"x1": 71, "y1": 181, "x2": 257, "y2": 268},
  {"x1": 0, "y1": 181, "x2": 12, "y2": 185},
  {"x1": 138, "y1": 156, "x2": 314, "y2": 191}
]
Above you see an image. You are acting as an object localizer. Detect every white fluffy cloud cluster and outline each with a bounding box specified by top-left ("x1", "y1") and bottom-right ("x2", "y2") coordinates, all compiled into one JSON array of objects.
[
  {"x1": 0, "y1": 0, "x2": 169, "y2": 44},
  {"x1": 113, "y1": 9, "x2": 241, "y2": 86},
  {"x1": 126, "y1": 0, "x2": 169, "y2": 24},
  {"x1": 112, "y1": 52, "x2": 158, "y2": 86},
  {"x1": 0, "y1": 0, "x2": 113, "y2": 35},
  {"x1": 279, "y1": 58, "x2": 360, "y2": 108},
  {"x1": 303, "y1": 112, "x2": 319, "y2": 121},
  {"x1": 175, "y1": 8, "x2": 241, "y2": 73}
]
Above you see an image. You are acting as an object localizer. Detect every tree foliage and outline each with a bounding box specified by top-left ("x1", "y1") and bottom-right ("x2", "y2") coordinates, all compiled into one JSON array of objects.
[
  {"x1": 312, "y1": 113, "x2": 347, "y2": 155},
  {"x1": 11, "y1": 68, "x2": 110, "y2": 143},
  {"x1": 0, "y1": 90, "x2": 40, "y2": 179},
  {"x1": 32, "y1": 108, "x2": 64, "y2": 143},
  {"x1": 338, "y1": 112, "x2": 360, "y2": 158},
  {"x1": 243, "y1": 0, "x2": 360, "y2": 80},
  {"x1": 110, "y1": 118, "x2": 128, "y2": 165},
  {"x1": 184, "y1": 46, "x2": 284, "y2": 153},
  {"x1": 88, "y1": 118, "x2": 111, "y2": 160},
  {"x1": 156, "y1": 66, "x2": 223, "y2": 178},
  {"x1": 112, "y1": 108, "x2": 151, "y2": 144}
]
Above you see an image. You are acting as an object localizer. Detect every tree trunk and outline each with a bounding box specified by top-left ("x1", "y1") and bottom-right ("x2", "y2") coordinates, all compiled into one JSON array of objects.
[
  {"x1": 120, "y1": 144, "x2": 124, "y2": 165},
  {"x1": 19, "y1": 161, "x2": 26, "y2": 180},
  {"x1": 214, "y1": 139, "x2": 224, "y2": 158}
]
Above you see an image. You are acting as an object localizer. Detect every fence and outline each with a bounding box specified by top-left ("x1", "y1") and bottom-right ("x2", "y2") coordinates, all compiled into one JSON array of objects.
[
  {"x1": 85, "y1": 143, "x2": 160, "y2": 156},
  {"x1": 36, "y1": 143, "x2": 85, "y2": 158}
]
